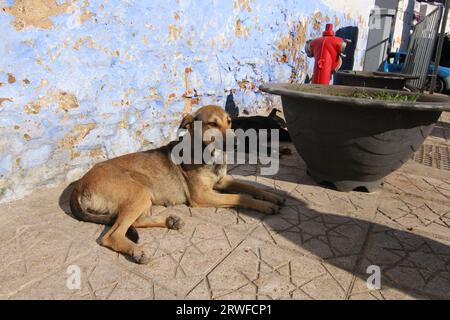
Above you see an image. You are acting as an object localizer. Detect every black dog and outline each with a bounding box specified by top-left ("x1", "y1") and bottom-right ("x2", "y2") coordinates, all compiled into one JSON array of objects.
[{"x1": 225, "y1": 93, "x2": 291, "y2": 155}]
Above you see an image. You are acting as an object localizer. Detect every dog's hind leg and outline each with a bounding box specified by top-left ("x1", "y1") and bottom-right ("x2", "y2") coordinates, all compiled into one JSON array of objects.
[{"x1": 100, "y1": 187, "x2": 152, "y2": 264}]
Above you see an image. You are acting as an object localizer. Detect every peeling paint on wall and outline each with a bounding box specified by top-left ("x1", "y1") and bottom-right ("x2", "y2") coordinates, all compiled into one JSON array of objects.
[
  {"x1": 0, "y1": 97, "x2": 13, "y2": 106},
  {"x1": 4, "y1": 0, "x2": 71, "y2": 30},
  {"x1": 0, "y1": 0, "x2": 374, "y2": 203},
  {"x1": 23, "y1": 90, "x2": 79, "y2": 114},
  {"x1": 276, "y1": 19, "x2": 309, "y2": 82},
  {"x1": 4, "y1": 0, "x2": 93, "y2": 31}
]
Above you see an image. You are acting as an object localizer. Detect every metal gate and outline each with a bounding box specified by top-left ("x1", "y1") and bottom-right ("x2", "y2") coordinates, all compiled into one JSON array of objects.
[{"x1": 402, "y1": 7, "x2": 443, "y2": 90}]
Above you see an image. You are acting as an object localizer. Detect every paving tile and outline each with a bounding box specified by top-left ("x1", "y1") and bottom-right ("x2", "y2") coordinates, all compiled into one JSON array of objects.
[
  {"x1": 352, "y1": 224, "x2": 450, "y2": 300},
  {"x1": 374, "y1": 191, "x2": 450, "y2": 240},
  {"x1": 383, "y1": 170, "x2": 450, "y2": 203}
]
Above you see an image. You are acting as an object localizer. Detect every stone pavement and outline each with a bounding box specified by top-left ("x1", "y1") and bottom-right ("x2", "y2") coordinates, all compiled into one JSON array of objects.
[{"x1": 1, "y1": 114, "x2": 449, "y2": 300}]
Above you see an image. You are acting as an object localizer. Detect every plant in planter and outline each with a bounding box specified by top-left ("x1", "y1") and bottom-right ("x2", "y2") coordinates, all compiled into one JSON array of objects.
[
  {"x1": 260, "y1": 83, "x2": 450, "y2": 192},
  {"x1": 333, "y1": 71, "x2": 418, "y2": 90}
]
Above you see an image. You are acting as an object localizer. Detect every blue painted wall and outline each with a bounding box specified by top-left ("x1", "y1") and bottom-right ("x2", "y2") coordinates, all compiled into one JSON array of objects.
[{"x1": 0, "y1": 0, "x2": 373, "y2": 202}]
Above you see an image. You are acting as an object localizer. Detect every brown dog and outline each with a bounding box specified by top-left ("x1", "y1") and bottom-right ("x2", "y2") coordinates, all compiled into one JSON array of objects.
[{"x1": 70, "y1": 105, "x2": 285, "y2": 264}]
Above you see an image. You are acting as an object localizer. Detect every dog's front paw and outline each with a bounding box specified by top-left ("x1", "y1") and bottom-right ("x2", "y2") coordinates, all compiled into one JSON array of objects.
[
  {"x1": 260, "y1": 191, "x2": 286, "y2": 206},
  {"x1": 166, "y1": 215, "x2": 184, "y2": 230},
  {"x1": 131, "y1": 247, "x2": 150, "y2": 264},
  {"x1": 270, "y1": 204, "x2": 282, "y2": 215},
  {"x1": 261, "y1": 203, "x2": 282, "y2": 215},
  {"x1": 274, "y1": 195, "x2": 286, "y2": 206}
]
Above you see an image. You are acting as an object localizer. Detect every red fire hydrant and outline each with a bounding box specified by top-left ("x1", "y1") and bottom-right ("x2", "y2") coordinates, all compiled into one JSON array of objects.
[{"x1": 305, "y1": 24, "x2": 346, "y2": 84}]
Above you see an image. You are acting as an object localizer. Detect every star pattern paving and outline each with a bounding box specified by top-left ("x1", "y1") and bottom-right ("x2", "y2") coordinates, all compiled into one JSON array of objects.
[{"x1": 0, "y1": 141, "x2": 449, "y2": 300}]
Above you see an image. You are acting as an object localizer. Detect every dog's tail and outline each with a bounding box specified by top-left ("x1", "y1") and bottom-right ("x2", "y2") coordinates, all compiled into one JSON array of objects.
[
  {"x1": 70, "y1": 186, "x2": 114, "y2": 225},
  {"x1": 69, "y1": 184, "x2": 140, "y2": 243}
]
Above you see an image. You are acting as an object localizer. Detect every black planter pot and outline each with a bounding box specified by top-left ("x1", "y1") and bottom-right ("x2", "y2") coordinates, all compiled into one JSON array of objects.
[
  {"x1": 333, "y1": 71, "x2": 418, "y2": 90},
  {"x1": 260, "y1": 84, "x2": 450, "y2": 192}
]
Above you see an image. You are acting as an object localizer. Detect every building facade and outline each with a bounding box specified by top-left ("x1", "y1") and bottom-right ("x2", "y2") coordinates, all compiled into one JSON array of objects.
[{"x1": 0, "y1": 0, "x2": 375, "y2": 203}]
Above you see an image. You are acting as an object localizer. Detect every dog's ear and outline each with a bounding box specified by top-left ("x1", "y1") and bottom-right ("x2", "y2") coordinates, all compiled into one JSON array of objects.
[{"x1": 179, "y1": 114, "x2": 194, "y2": 129}]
